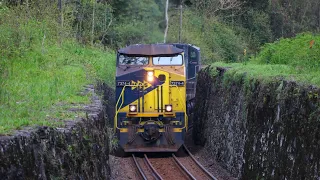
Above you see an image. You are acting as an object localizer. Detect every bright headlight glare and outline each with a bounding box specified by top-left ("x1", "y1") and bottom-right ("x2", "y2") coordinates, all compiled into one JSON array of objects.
[
  {"x1": 147, "y1": 71, "x2": 154, "y2": 77},
  {"x1": 147, "y1": 76, "x2": 154, "y2": 82},
  {"x1": 165, "y1": 105, "x2": 172, "y2": 112},
  {"x1": 129, "y1": 105, "x2": 137, "y2": 112}
]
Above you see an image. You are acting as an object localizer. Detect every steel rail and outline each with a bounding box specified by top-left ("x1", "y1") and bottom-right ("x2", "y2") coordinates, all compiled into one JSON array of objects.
[
  {"x1": 132, "y1": 154, "x2": 148, "y2": 180},
  {"x1": 144, "y1": 154, "x2": 163, "y2": 180},
  {"x1": 183, "y1": 144, "x2": 218, "y2": 180},
  {"x1": 172, "y1": 153, "x2": 196, "y2": 180}
]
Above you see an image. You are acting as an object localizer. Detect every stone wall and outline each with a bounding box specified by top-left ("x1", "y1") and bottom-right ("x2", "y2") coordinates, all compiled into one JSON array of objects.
[
  {"x1": 0, "y1": 85, "x2": 111, "y2": 180},
  {"x1": 193, "y1": 66, "x2": 320, "y2": 179}
]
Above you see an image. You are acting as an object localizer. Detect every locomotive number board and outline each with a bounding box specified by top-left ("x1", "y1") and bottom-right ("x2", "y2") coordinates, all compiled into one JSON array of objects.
[
  {"x1": 116, "y1": 81, "x2": 131, "y2": 86},
  {"x1": 170, "y1": 81, "x2": 185, "y2": 86}
]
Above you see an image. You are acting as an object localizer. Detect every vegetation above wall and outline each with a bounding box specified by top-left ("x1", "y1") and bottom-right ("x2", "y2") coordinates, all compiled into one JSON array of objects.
[
  {"x1": 212, "y1": 33, "x2": 320, "y2": 87},
  {"x1": 0, "y1": 3, "x2": 115, "y2": 134}
]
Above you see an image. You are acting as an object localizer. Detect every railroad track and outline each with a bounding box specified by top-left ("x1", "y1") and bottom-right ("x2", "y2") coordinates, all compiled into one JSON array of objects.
[
  {"x1": 173, "y1": 145, "x2": 218, "y2": 180},
  {"x1": 131, "y1": 145, "x2": 217, "y2": 180},
  {"x1": 132, "y1": 154, "x2": 162, "y2": 180}
]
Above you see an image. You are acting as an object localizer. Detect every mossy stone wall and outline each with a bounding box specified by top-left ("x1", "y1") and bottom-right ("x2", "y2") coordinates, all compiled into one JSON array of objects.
[
  {"x1": 0, "y1": 85, "x2": 111, "y2": 180},
  {"x1": 193, "y1": 66, "x2": 320, "y2": 179}
]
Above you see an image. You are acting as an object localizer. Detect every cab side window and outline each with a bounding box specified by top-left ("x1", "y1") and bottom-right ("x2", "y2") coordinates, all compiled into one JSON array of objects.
[{"x1": 188, "y1": 47, "x2": 198, "y2": 64}]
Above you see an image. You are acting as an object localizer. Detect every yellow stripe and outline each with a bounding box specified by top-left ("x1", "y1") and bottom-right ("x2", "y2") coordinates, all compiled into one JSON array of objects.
[
  {"x1": 127, "y1": 113, "x2": 176, "y2": 117},
  {"x1": 120, "y1": 128, "x2": 128, "y2": 133},
  {"x1": 173, "y1": 128, "x2": 182, "y2": 132},
  {"x1": 132, "y1": 128, "x2": 166, "y2": 133},
  {"x1": 121, "y1": 128, "x2": 182, "y2": 133}
]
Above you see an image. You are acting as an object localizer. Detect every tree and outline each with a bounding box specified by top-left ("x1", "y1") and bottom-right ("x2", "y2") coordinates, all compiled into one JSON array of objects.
[
  {"x1": 164, "y1": 0, "x2": 169, "y2": 43},
  {"x1": 110, "y1": 0, "x2": 163, "y2": 46},
  {"x1": 91, "y1": 0, "x2": 95, "y2": 46},
  {"x1": 269, "y1": 0, "x2": 320, "y2": 39},
  {"x1": 191, "y1": 0, "x2": 242, "y2": 17}
]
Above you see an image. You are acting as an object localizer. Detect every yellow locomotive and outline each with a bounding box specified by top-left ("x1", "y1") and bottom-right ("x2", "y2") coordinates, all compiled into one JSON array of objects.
[{"x1": 114, "y1": 43, "x2": 200, "y2": 152}]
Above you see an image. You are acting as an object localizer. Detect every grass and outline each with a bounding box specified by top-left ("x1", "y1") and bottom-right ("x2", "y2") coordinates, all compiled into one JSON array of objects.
[
  {"x1": 212, "y1": 62, "x2": 320, "y2": 87},
  {"x1": 210, "y1": 33, "x2": 320, "y2": 87},
  {"x1": 0, "y1": 41, "x2": 116, "y2": 135}
]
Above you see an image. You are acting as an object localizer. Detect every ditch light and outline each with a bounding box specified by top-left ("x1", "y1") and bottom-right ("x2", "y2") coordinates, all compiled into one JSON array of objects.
[
  {"x1": 129, "y1": 105, "x2": 137, "y2": 113},
  {"x1": 165, "y1": 105, "x2": 172, "y2": 112}
]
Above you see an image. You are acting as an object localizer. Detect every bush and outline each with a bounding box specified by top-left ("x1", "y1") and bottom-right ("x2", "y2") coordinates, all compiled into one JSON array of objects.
[
  {"x1": 254, "y1": 32, "x2": 320, "y2": 71},
  {"x1": 213, "y1": 32, "x2": 320, "y2": 87}
]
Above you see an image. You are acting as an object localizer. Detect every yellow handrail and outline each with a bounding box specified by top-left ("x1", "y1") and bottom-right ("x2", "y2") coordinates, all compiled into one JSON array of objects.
[
  {"x1": 114, "y1": 84, "x2": 146, "y2": 132},
  {"x1": 114, "y1": 84, "x2": 188, "y2": 132},
  {"x1": 172, "y1": 85, "x2": 189, "y2": 131},
  {"x1": 114, "y1": 85, "x2": 128, "y2": 132}
]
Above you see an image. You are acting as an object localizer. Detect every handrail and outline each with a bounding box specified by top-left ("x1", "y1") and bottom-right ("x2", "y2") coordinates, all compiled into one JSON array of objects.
[
  {"x1": 114, "y1": 84, "x2": 149, "y2": 131},
  {"x1": 114, "y1": 84, "x2": 188, "y2": 131},
  {"x1": 114, "y1": 86, "x2": 127, "y2": 132},
  {"x1": 172, "y1": 84, "x2": 189, "y2": 131}
]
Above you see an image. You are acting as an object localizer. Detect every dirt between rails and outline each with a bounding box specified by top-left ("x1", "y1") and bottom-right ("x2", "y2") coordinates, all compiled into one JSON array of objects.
[
  {"x1": 175, "y1": 154, "x2": 211, "y2": 179},
  {"x1": 136, "y1": 157, "x2": 156, "y2": 180},
  {"x1": 148, "y1": 157, "x2": 190, "y2": 180}
]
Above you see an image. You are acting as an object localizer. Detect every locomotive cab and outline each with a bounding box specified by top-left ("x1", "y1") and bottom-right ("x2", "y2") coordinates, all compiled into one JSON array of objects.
[{"x1": 114, "y1": 44, "x2": 188, "y2": 152}]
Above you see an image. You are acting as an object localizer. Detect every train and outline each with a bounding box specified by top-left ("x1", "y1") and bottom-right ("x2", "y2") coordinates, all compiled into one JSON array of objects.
[{"x1": 114, "y1": 43, "x2": 201, "y2": 152}]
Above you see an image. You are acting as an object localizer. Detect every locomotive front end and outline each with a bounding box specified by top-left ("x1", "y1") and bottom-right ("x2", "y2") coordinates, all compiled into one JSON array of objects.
[{"x1": 114, "y1": 44, "x2": 188, "y2": 152}]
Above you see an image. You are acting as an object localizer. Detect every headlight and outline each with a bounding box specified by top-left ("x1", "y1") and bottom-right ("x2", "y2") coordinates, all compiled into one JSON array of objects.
[
  {"x1": 147, "y1": 71, "x2": 154, "y2": 82},
  {"x1": 147, "y1": 71, "x2": 153, "y2": 76},
  {"x1": 129, "y1": 105, "x2": 137, "y2": 112},
  {"x1": 147, "y1": 76, "x2": 154, "y2": 82},
  {"x1": 165, "y1": 105, "x2": 172, "y2": 112}
]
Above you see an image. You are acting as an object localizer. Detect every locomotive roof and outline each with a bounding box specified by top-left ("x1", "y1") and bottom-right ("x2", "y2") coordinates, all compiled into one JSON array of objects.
[{"x1": 118, "y1": 44, "x2": 184, "y2": 56}]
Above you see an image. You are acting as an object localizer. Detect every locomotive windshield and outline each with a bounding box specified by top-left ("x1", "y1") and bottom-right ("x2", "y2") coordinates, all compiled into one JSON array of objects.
[
  {"x1": 152, "y1": 54, "x2": 183, "y2": 65},
  {"x1": 118, "y1": 54, "x2": 149, "y2": 65}
]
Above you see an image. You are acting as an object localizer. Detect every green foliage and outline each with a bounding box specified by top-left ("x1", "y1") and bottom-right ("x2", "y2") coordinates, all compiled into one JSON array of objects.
[
  {"x1": 254, "y1": 32, "x2": 320, "y2": 71},
  {"x1": 2, "y1": 0, "x2": 319, "y2": 134},
  {"x1": 167, "y1": 9, "x2": 246, "y2": 64},
  {"x1": 0, "y1": 3, "x2": 115, "y2": 134},
  {"x1": 113, "y1": 0, "x2": 162, "y2": 21},
  {"x1": 1, "y1": 0, "x2": 165, "y2": 49},
  {"x1": 112, "y1": 20, "x2": 164, "y2": 46},
  {"x1": 212, "y1": 32, "x2": 320, "y2": 87},
  {"x1": 0, "y1": 40, "x2": 115, "y2": 134},
  {"x1": 224, "y1": 0, "x2": 320, "y2": 55},
  {"x1": 109, "y1": 0, "x2": 164, "y2": 47},
  {"x1": 214, "y1": 62, "x2": 320, "y2": 87},
  {"x1": 235, "y1": 10, "x2": 273, "y2": 51},
  {"x1": 75, "y1": 2, "x2": 113, "y2": 45},
  {"x1": 269, "y1": 0, "x2": 320, "y2": 39}
]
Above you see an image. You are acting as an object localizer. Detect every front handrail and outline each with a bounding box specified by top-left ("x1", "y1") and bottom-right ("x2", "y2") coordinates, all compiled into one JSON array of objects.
[
  {"x1": 114, "y1": 85, "x2": 126, "y2": 131},
  {"x1": 114, "y1": 84, "x2": 188, "y2": 132},
  {"x1": 172, "y1": 85, "x2": 189, "y2": 131},
  {"x1": 114, "y1": 84, "x2": 147, "y2": 132},
  {"x1": 114, "y1": 85, "x2": 139, "y2": 131}
]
